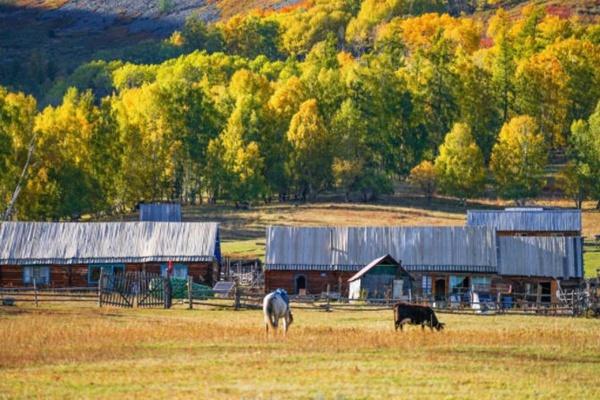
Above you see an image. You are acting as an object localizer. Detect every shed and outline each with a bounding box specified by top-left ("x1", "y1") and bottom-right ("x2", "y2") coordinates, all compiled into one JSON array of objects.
[
  {"x1": 467, "y1": 209, "x2": 581, "y2": 234},
  {"x1": 139, "y1": 203, "x2": 182, "y2": 222},
  {"x1": 348, "y1": 254, "x2": 413, "y2": 300}
]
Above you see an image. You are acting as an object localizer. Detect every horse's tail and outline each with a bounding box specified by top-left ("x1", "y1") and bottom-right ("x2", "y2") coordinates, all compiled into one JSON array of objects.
[{"x1": 263, "y1": 297, "x2": 277, "y2": 329}]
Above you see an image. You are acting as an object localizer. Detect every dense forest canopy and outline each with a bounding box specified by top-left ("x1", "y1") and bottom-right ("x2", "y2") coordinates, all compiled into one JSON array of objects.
[{"x1": 1, "y1": 0, "x2": 600, "y2": 219}]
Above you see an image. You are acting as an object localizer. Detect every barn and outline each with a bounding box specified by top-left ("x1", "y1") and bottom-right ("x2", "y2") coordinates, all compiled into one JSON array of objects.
[
  {"x1": 0, "y1": 222, "x2": 221, "y2": 288},
  {"x1": 347, "y1": 254, "x2": 413, "y2": 300},
  {"x1": 264, "y1": 209, "x2": 584, "y2": 303},
  {"x1": 467, "y1": 208, "x2": 583, "y2": 302},
  {"x1": 264, "y1": 226, "x2": 497, "y2": 297},
  {"x1": 139, "y1": 202, "x2": 182, "y2": 222}
]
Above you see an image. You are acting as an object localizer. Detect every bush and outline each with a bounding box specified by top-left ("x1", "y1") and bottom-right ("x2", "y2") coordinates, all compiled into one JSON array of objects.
[
  {"x1": 158, "y1": 0, "x2": 173, "y2": 14},
  {"x1": 170, "y1": 278, "x2": 214, "y2": 300}
]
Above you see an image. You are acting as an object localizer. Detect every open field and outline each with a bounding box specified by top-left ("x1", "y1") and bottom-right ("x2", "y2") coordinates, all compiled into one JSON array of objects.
[{"x1": 0, "y1": 304, "x2": 599, "y2": 399}]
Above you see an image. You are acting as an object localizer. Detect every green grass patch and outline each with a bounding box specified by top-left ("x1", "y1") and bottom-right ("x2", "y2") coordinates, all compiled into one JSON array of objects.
[
  {"x1": 221, "y1": 239, "x2": 264, "y2": 260},
  {"x1": 584, "y1": 245, "x2": 600, "y2": 278}
]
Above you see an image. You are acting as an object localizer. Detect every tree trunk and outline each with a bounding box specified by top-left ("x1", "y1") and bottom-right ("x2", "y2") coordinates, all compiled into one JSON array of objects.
[{"x1": 2, "y1": 133, "x2": 37, "y2": 221}]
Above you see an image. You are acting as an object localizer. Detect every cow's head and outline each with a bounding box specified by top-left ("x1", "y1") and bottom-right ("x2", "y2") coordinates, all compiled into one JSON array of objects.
[{"x1": 435, "y1": 322, "x2": 445, "y2": 331}]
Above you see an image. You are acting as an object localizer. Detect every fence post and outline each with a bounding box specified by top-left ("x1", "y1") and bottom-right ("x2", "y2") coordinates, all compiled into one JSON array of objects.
[
  {"x1": 33, "y1": 278, "x2": 38, "y2": 307},
  {"x1": 326, "y1": 284, "x2": 331, "y2": 312},
  {"x1": 163, "y1": 277, "x2": 172, "y2": 309},
  {"x1": 97, "y1": 268, "x2": 103, "y2": 307},
  {"x1": 234, "y1": 282, "x2": 241, "y2": 311},
  {"x1": 187, "y1": 276, "x2": 193, "y2": 310}
]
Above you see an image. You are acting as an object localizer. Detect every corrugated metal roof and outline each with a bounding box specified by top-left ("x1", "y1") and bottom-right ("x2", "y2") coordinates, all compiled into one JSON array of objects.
[
  {"x1": 265, "y1": 226, "x2": 498, "y2": 272},
  {"x1": 498, "y1": 236, "x2": 583, "y2": 278},
  {"x1": 0, "y1": 222, "x2": 218, "y2": 265},
  {"x1": 139, "y1": 203, "x2": 182, "y2": 222},
  {"x1": 467, "y1": 209, "x2": 581, "y2": 232}
]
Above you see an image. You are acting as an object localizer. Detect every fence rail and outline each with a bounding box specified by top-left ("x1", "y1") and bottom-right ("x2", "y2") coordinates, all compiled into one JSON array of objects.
[
  {"x1": 1, "y1": 284, "x2": 597, "y2": 317},
  {"x1": 181, "y1": 289, "x2": 595, "y2": 317}
]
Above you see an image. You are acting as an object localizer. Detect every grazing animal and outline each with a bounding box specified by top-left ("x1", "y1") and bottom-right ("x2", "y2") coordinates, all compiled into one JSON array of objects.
[
  {"x1": 393, "y1": 303, "x2": 445, "y2": 332},
  {"x1": 263, "y1": 289, "x2": 293, "y2": 336}
]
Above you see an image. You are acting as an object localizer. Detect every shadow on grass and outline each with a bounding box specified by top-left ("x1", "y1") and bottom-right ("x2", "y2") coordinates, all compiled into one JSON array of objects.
[{"x1": 439, "y1": 347, "x2": 600, "y2": 365}]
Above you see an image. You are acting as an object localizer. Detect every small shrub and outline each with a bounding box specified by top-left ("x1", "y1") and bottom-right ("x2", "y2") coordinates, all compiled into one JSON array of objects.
[{"x1": 158, "y1": 0, "x2": 174, "y2": 14}]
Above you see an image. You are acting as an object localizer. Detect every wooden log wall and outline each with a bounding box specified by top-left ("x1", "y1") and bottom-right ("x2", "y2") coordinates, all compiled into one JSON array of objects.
[{"x1": 0, "y1": 261, "x2": 216, "y2": 288}]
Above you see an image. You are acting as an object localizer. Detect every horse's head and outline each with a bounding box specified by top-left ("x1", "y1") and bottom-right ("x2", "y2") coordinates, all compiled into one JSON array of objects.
[{"x1": 435, "y1": 322, "x2": 445, "y2": 331}]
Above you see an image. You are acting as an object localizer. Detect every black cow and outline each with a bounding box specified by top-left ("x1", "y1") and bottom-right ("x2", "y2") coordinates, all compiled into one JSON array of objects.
[{"x1": 393, "y1": 303, "x2": 445, "y2": 332}]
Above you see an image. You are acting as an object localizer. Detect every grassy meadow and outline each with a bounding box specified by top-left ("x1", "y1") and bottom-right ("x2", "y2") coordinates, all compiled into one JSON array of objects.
[{"x1": 0, "y1": 304, "x2": 599, "y2": 399}]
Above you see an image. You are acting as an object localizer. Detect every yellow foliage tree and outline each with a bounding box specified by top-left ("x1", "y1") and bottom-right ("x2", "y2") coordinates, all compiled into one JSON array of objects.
[
  {"x1": 408, "y1": 160, "x2": 437, "y2": 203},
  {"x1": 434, "y1": 123, "x2": 485, "y2": 205},
  {"x1": 490, "y1": 115, "x2": 548, "y2": 204}
]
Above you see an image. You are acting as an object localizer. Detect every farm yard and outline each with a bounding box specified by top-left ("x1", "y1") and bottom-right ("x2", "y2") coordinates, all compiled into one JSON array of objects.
[
  {"x1": 178, "y1": 199, "x2": 600, "y2": 278},
  {"x1": 0, "y1": 304, "x2": 599, "y2": 399}
]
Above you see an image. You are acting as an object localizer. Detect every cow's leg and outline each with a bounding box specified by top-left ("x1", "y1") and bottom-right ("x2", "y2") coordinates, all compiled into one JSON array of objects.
[
  {"x1": 421, "y1": 323, "x2": 425, "y2": 331},
  {"x1": 265, "y1": 323, "x2": 269, "y2": 338}
]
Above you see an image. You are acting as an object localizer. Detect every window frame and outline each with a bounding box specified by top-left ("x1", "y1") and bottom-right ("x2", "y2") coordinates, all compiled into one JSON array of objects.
[
  {"x1": 23, "y1": 265, "x2": 50, "y2": 286},
  {"x1": 160, "y1": 263, "x2": 188, "y2": 279},
  {"x1": 88, "y1": 264, "x2": 126, "y2": 285}
]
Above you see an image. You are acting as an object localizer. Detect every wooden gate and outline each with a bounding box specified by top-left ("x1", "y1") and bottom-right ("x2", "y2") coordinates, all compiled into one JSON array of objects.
[{"x1": 99, "y1": 271, "x2": 167, "y2": 308}]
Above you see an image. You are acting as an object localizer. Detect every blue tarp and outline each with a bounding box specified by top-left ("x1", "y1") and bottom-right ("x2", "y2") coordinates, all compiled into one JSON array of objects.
[{"x1": 275, "y1": 288, "x2": 289, "y2": 306}]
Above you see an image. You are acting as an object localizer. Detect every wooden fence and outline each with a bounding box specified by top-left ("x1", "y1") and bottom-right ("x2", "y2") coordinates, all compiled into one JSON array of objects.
[
  {"x1": 184, "y1": 288, "x2": 596, "y2": 317},
  {"x1": 0, "y1": 286, "x2": 97, "y2": 306},
  {"x1": 1, "y1": 282, "x2": 596, "y2": 317}
]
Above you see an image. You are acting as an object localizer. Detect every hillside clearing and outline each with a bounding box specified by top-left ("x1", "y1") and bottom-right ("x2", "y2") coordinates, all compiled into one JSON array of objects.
[{"x1": 0, "y1": 304, "x2": 598, "y2": 399}]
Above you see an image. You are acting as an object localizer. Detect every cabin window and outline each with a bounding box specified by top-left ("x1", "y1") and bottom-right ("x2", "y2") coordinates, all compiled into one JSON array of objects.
[
  {"x1": 88, "y1": 264, "x2": 125, "y2": 285},
  {"x1": 23, "y1": 266, "x2": 50, "y2": 286},
  {"x1": 160, "y1": 263, "x2": 188, "y2": 279},
  {"x1": 472, "y1": 276, "x2": 491, "y2": 291},
  {"x1": 450, "y1": 275, "x2": 470, "y2": 294},
  {"x1": 422, "y1": 276, "x2": 432, "y2": 295}
]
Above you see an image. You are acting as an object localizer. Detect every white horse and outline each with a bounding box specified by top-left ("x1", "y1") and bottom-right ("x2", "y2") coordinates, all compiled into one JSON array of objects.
[{"x1": 263, "y1": 291, "x2": 293, "y2": 337}]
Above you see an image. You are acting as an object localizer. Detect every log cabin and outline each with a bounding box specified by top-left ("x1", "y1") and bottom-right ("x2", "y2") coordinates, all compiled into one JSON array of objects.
[
  {"x1": 264, "y1": 209, "x2": 584, "y2": 304},
  {"x1": 0, "y1": 222, "x2": 221, "y2": 288}
]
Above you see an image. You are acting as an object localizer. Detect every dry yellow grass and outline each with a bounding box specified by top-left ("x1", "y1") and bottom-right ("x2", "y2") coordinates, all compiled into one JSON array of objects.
[{"x1": 0, "y1": 304, "x2": 599, "y2": 399}]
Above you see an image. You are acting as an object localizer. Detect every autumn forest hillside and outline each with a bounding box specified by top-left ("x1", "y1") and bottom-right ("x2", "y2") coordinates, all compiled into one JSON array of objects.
[{"x1": 0, "y1": 0, "x2": 599, "y2": 221}]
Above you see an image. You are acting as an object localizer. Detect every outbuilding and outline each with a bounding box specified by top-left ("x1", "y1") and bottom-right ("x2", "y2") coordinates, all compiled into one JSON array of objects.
[
  {"x1": 264, "y1": 209, "x2": 584, "y2": 304},
  {"x1": 348, "y1": 254, "x2": 413, "y2": 300},
  {"x1": 0, "y1": 221, "x2": 221, "y2": 288}
]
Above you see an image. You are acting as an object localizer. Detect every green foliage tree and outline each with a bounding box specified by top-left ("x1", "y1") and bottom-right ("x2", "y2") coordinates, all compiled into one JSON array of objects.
[
  {"x1": 220, "y1": 14, "x2": 281, "y2": 60},
  {"x1": 286, "y1": 99, "x2": 332, "y2": 200},
  {"x1": 487, "y1": 8, "x2": 516, "y2": 123},
  {"x1": 490, "y1": 116, "x2": 548, "y2": 204},
  {"x1": 181, "y1": 15, "x2": 224, "y2": 53},
  {"x1": 434, "y1": 123, "x2": 485, "y2": 205},
  {"x1": 563, "y1": 104, "x2": 600, "y2": 208}
]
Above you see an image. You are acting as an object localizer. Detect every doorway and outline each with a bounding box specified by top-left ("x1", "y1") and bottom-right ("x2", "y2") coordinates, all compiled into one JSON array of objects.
[
  {"x1": 434, "y1": 279, "x2": 446, "y2": 300},
  {"x1": 540, "y1": 282, "x2": 552, "y2": 304},
  {"x1": 295, "y1": 275, "x2": 307, "y2": 294}
]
